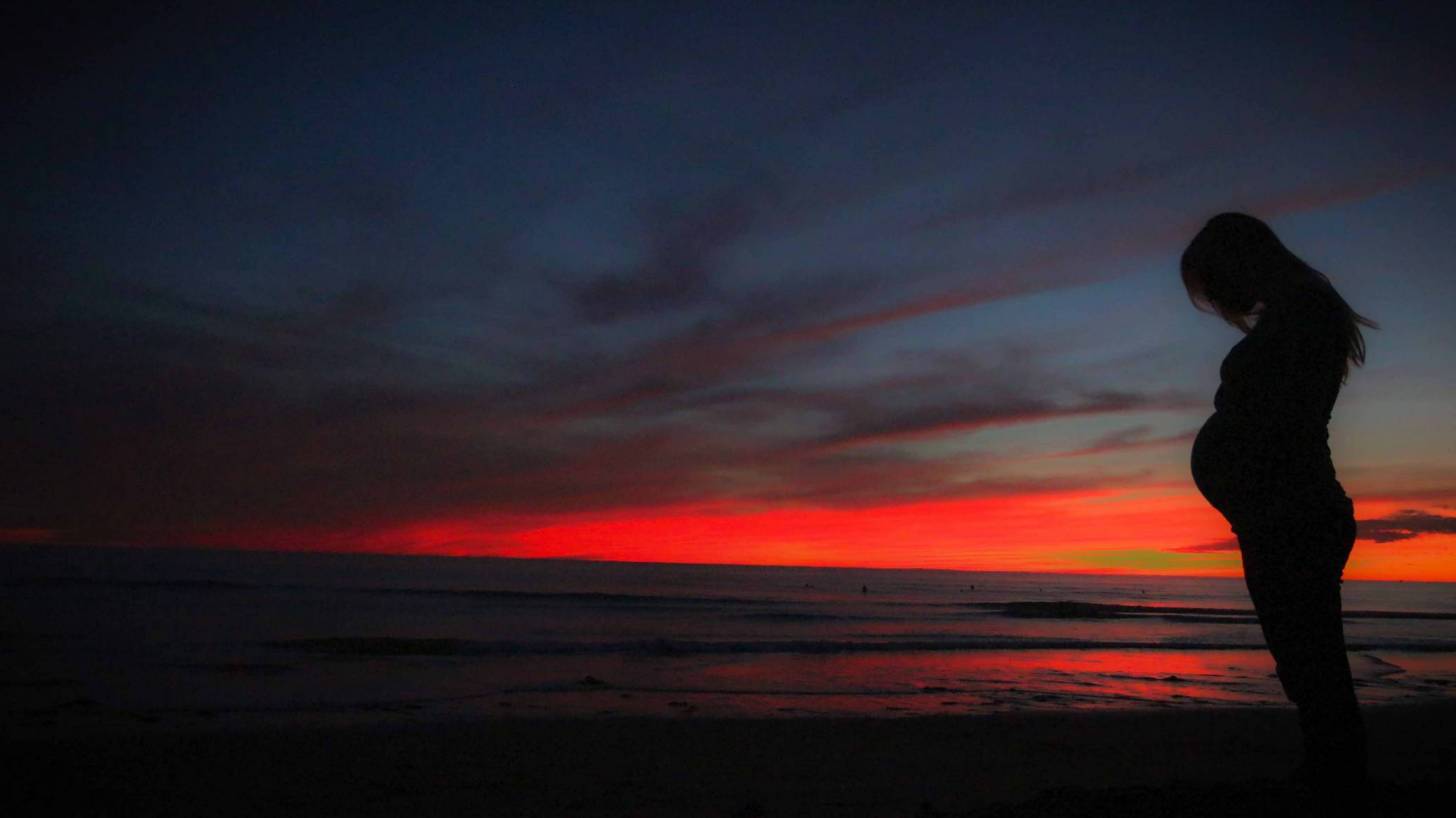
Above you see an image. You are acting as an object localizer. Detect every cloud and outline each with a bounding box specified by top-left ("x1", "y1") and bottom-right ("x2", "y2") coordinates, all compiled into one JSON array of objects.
[
  {"x1": 569, "y1": 189, "x2": 760, "y2": 323},
  {"x1": 1256, "y1": 161, "x2": 1455, "y2": 220},
  {"x1": 805, "y1": 388, "x2": 1203, "y2": 453},
  {"x1": 913, "y1": 149, "x2": 1213, "y2": 232},
  {"x1": 533, "y1": 158, "x2": 1439, "y2": 425},
  {"x1": 1041, "y1": 425, "x2": 1200, "y2": 460},
  {"x1": 744, "y1": 454, "x2": 1148, "y2": 509},
  {"x1": 1170, "y1": 538, "x2": 1239, "y2": 554},
  {"x1": 1357, "y1": 510, "x2": 1456, "y2": 543},
  {"x1": 532, "y1": 232, "x2": 1183, "y2": 424},
  {"x1": 1170, "y1": 509, "x2": 1456, "y2": 552}
]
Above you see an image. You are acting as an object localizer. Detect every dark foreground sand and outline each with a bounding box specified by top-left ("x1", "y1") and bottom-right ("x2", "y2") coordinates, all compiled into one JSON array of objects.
[{"x1": 5, "y1": 701, "x2": 1454, "y2": 817}]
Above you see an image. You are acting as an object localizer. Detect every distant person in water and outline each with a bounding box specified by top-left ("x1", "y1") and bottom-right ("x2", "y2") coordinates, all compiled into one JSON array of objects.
[{"x1": 1182, "y1": 213, "x2": 1378, "y2": 804}]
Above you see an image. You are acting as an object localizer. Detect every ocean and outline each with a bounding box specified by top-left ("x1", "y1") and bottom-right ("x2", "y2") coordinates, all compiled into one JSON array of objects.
[{"x1": 4, "y1": 545, "x2": 1454, "y2": 728}]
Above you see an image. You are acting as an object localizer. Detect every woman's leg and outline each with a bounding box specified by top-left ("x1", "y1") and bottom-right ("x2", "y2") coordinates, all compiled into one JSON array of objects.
[{"x1": 1237, "y1": 512, "x2": 1365, "y2": 781}]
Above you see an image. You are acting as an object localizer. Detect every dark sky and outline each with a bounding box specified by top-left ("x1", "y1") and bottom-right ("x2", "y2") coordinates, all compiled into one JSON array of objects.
[{"x1": 5, "y1": 1, "x2": 1455, "y2": 576}]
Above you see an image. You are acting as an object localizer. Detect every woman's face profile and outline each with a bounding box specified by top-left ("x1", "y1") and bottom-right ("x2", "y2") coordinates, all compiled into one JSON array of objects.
[
  {"x1": 1187, "y1": 261, "x2": 1258, "y2": 316},
  {"x1": 1213, "y1": 273, "x2": 1258, "y2": 313}
]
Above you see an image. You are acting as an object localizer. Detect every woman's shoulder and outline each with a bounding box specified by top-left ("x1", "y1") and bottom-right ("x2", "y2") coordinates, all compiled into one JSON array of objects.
[{"x1": 1261, "y1": 286, "x2": 1348, "y2": 367}]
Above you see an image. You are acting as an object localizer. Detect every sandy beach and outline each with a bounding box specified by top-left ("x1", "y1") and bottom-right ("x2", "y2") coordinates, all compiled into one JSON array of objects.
[{"x1": 5, "y1": 700, "x2": 1453, "y2": 817}]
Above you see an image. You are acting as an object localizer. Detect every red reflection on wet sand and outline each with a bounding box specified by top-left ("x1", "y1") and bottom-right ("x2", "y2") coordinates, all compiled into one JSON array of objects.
[{"x1": 672, "y1": 649, "x2": 1286, "y2": 716}]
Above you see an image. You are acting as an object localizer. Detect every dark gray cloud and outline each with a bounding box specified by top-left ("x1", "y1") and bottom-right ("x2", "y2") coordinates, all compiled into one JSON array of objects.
[
  {"x1": 569, "y1": 189, "x2": 759, "y2": 323},
  {"x1": 1358, "y1": 510, "x2": 1456, "y2": 544},
  {"x1": 1171, "y1": 538, "x2": 1239, "y2": 554},
  {"x1": 805, "y1": 388, "x2": 1203, "y2": 453},
  {"x1": 1170, "y1": 510, "x2": 1456, "y2": 552},
  {"x1": 1045, "y1": 425, "x2": 1201, "y2": 460}
]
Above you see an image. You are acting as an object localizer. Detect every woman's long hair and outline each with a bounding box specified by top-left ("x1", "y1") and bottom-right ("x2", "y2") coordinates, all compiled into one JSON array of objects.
[{"x1": 1180, "y1": 212, "x2": 1377, "y2": 383}]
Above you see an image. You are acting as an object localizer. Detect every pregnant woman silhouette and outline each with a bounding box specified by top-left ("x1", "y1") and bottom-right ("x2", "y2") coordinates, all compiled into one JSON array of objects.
[{"x1": 1182, "y1": 213, "x2": 1377, "y2": 802}]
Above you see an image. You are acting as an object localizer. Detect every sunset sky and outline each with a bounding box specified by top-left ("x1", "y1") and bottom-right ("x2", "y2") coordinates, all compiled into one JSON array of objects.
[{"x1": 5, "y1": 2, "x2": 1455, "y2": 579}]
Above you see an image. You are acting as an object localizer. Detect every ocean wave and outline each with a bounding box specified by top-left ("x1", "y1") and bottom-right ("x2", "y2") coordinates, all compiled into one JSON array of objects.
[
  {"x1": 12, "y1": 576, "x2": 1455, "y2": 625},
  {"x1": 736, "y1": 611, "x2": 893, "y2": 622}
]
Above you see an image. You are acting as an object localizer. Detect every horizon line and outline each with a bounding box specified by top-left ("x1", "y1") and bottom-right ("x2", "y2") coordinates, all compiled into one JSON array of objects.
[{"x1": 5, "y1": 540, "x2": 1450, "y2": 584}]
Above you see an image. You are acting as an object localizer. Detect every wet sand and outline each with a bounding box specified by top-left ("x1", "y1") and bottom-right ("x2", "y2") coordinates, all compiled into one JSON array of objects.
[{"x1": 4, "y1": 701, "x2": 1454, "y2": 816}]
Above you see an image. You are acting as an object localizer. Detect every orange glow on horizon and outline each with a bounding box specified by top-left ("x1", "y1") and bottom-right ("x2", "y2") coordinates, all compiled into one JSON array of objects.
[{"x1": 171, "y1": 487, "x2": 1456, "y2": 582}]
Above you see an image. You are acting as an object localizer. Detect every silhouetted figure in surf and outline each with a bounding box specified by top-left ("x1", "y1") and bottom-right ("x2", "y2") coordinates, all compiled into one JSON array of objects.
[{"x1": 1182, "y1": 213, "x2": 1378, "y2": 808}]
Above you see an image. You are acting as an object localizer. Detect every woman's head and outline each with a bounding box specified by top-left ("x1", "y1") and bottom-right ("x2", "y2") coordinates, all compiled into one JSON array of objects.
[
  {"x1": 1180, "y1": 212, "x2": 1303, "y2": 328},
  {"x1": 1180, "y1": 211, "x2": 1377, "y2": 382}
]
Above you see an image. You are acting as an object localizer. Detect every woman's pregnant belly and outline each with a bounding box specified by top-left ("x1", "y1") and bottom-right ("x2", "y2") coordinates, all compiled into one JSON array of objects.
[
  {"x1": 1190, "y1": 411, "x2": 1255, "y2": 518},
  {"x1": 1191, "y1": 410, "x2": 1350, "y2": 530}
]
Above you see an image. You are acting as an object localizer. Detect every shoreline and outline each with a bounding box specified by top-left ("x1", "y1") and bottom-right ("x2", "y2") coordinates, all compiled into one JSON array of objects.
[{"x1": 7, "y1": 699, "x2": 1454, "y2": 816}]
